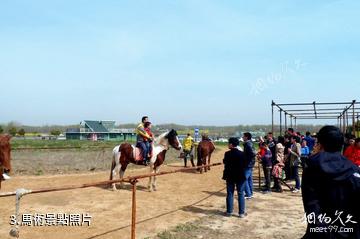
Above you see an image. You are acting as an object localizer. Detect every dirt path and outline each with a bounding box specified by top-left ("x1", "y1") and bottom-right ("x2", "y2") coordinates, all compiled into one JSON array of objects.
[{"x1": 0, "y1": 148, "x2": 306, "y2": 239}]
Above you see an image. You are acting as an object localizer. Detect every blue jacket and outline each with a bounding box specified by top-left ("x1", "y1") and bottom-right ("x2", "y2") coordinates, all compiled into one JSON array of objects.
[
  {"x1": 304, "y1": 136, "x2": 315, "y2": 152},
  {"x1": 301, "y1": 146, "x2": 310, "y2": 157}
]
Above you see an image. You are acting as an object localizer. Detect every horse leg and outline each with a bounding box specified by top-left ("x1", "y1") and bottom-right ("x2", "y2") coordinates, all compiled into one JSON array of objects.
[
  {"x1": 119, "y1": 164, "x2": 128, "y2": 189},
  {"x1": 110, "y1": 149, "x2": 120, "y2": 190},
  {"x1": 148, "y1": 163, "x2": 155, "y2": 192},
  {"x1": 197, "y1": 148, "x2": 202, "y2": 173},
  {"x1": 111, "y1": 163, "x2": 121, "y2": 191},
  {"x1": 207, "y1": 153, "x2": 212, "y2": 171},
  {"x1": 153, "y1": 166, "x2": 160, "y2": 191},
  {"x1": 110, "y1": 154, "x2": 120, "y2": 190},
  {"x1": 204, "y1": 156, "x2": 208, "y2": 173}
]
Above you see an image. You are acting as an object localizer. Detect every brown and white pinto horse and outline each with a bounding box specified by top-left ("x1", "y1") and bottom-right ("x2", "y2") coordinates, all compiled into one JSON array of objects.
[
  {"x1": 197, "y1": 140, "x2": 215, "y2": 173},
  {"x1": 110, "y1": 129, "x2": 182, "y2": 191},
  {"x1": 0, "y1": 134, "x2": 12, "y2": 189}
]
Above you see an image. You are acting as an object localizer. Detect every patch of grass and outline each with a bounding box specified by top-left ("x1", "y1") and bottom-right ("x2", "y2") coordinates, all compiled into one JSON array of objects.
[
  {"x1": 174, "y1": 223, "x2": 199, "y2": 232},
  {"x1": 156, "y1": 231, "x2": 175, "y2": 239},
  {"x1": 154, "y1": 221, "x2": 201, "y2": 239},
  {"x1": 35, "y1": 168, "x2": 43, "y2": 176},
  {"x1": 10, "y1": 139, "x2": 134, "y2": 150}
]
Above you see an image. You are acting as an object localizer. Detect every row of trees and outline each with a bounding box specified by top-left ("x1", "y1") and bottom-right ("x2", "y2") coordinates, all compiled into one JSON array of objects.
[
  {"x1": 0, "y1": 123, "x2": 62, "y2": 137},
  {"x1": 1, "y1": 121, "x2": 358, "y2": 138}
]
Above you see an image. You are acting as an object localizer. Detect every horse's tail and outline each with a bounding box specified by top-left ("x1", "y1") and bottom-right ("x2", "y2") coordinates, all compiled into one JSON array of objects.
[{"x1": 109, "y1": 146, "x2": 120, "y2": 181}]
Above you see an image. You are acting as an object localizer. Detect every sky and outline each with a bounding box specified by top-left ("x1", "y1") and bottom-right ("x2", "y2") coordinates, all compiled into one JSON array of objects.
[{"x1": 0, "y1": 0, "x2": 359, "y2": 126}]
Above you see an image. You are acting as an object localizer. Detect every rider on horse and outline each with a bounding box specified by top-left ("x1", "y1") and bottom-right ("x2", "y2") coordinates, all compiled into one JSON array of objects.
[
  {"x1": 135, "y1": 116, "x2": 152, "y2": 165},
  {"x1": 143, "y1": 121, "x2": 155, "y2": 164}
]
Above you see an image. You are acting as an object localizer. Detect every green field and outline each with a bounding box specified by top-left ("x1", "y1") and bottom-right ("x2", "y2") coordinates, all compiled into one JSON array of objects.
[
  {"x1": 11, "y1": 139, "x2": 230, "y2": 150},
  {"x1": 10, "y1": 139, "x2": 133, "y2": 150}
]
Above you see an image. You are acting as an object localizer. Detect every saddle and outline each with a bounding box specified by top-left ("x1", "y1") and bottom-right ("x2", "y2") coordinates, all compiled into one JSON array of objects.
[
  {"x1": 131, "y1": 143, "x2": 154, "y2": 166},
  {"x1": 132, "y1": 145, "x2": 144, "y2": 162}
]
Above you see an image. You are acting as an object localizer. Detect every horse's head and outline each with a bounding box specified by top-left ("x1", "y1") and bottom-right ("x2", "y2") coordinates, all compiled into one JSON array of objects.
[
  {"x1": 165, "y1": 129, "x2": 182, "y2": 150},
  {"x1": 0, "y1": 134, "x2": 12, "y2": 173}
]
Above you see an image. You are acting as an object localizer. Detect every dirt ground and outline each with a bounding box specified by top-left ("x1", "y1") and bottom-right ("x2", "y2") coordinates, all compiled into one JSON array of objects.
[{"x1": 0, "y1": 147, "x2": 306, "y2": 239}]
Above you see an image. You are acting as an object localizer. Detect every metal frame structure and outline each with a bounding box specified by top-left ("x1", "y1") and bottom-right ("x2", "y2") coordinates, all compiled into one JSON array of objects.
[{"x1": 271, "y1": 100, "x2": 360, "y2": 136}]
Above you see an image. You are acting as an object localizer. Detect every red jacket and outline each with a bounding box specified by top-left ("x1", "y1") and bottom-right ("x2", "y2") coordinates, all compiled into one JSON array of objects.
[
  {"x1": 143, "y1": 128, "x2": 153, "y2": 141},
  {"x1": 258, "y1": 148, "x2": 266, "y2": 158},
  {"x1": 344, "y1": 145, "x2": 360, "y2": 166}
]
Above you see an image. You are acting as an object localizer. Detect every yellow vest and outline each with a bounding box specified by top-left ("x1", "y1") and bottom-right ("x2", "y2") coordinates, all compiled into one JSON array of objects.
[
  {"x1": 183, "y1": 136, "x2": 194, "y2": 151},
  {"x1": 135, "y1": 123, "x2": 150, "y2": 141}
]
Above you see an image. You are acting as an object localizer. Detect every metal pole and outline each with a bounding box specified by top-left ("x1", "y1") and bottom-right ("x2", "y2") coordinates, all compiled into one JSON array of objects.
[
  {"x1": 355, "y1": 113, "x2": 359, "y2": 137},
  {"x1": 131, "y1": 179, "x2": 138, "y2": 239},
  {"x1": 294, "y1": 117, "x2": 297, "y2": 130},
  {"x1": 279, "y1": 109, "x2": 282, "y2": 136},
  {"x1": 272, "y1": 101, "x2": 274, "y2": 133},
  {"x1": 285, "y1": 112, "x2": 287, "y2": 132},
  {"x1": 346, "y1": 110, "x2": 349, "y2": 133},
  {"x1": 343, "y1": 111, "x2": 346, "y2": 133},
  {"x1": 313, "y1": 101, "x2": 317, "y2": 119},
  {"x1": 353, "y1": 104, "x2": 356, "y2": 136},
  {"x1": 290, "y1": 116, "x2": 293, "y2": 128},
  {"x1": 358, "y1": 113, "x2": 360, "y2": 137},
  {"x1": 338, "y1": 116, "x2": 342, "y2": 132}
]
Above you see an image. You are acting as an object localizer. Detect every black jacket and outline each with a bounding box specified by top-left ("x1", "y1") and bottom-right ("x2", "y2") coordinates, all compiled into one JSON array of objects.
[
  {"x1": 243, "y1": 140, "x2": 256, "y2": 168},
  {"x1": 302, "y1": 152, "x2": 360, "y2": 239},
  {"x1": 222, "y1": 148, "x2": 247, "y2": 183}
]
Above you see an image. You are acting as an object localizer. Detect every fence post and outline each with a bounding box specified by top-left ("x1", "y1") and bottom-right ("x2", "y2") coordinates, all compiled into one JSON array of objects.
[{"x1": 131, "y1": 179, "x2": 138, "y2": 239}]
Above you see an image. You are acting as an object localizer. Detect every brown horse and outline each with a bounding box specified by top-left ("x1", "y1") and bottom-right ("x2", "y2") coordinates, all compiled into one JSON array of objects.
[
  {"x1": 197, "y1": 139, "x2": 215, "y2": 173},
  {"x1": 0, "y1": 134, "x2": 12, "y2": 189},
  {"x1": 110, "y1": 129, "x2": 182, "y2": 191}
]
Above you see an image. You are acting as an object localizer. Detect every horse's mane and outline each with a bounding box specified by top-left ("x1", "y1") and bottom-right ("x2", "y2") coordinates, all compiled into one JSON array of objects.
[{"x1": 154, "y1": 131, "x2": 169, "y2": 145}]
